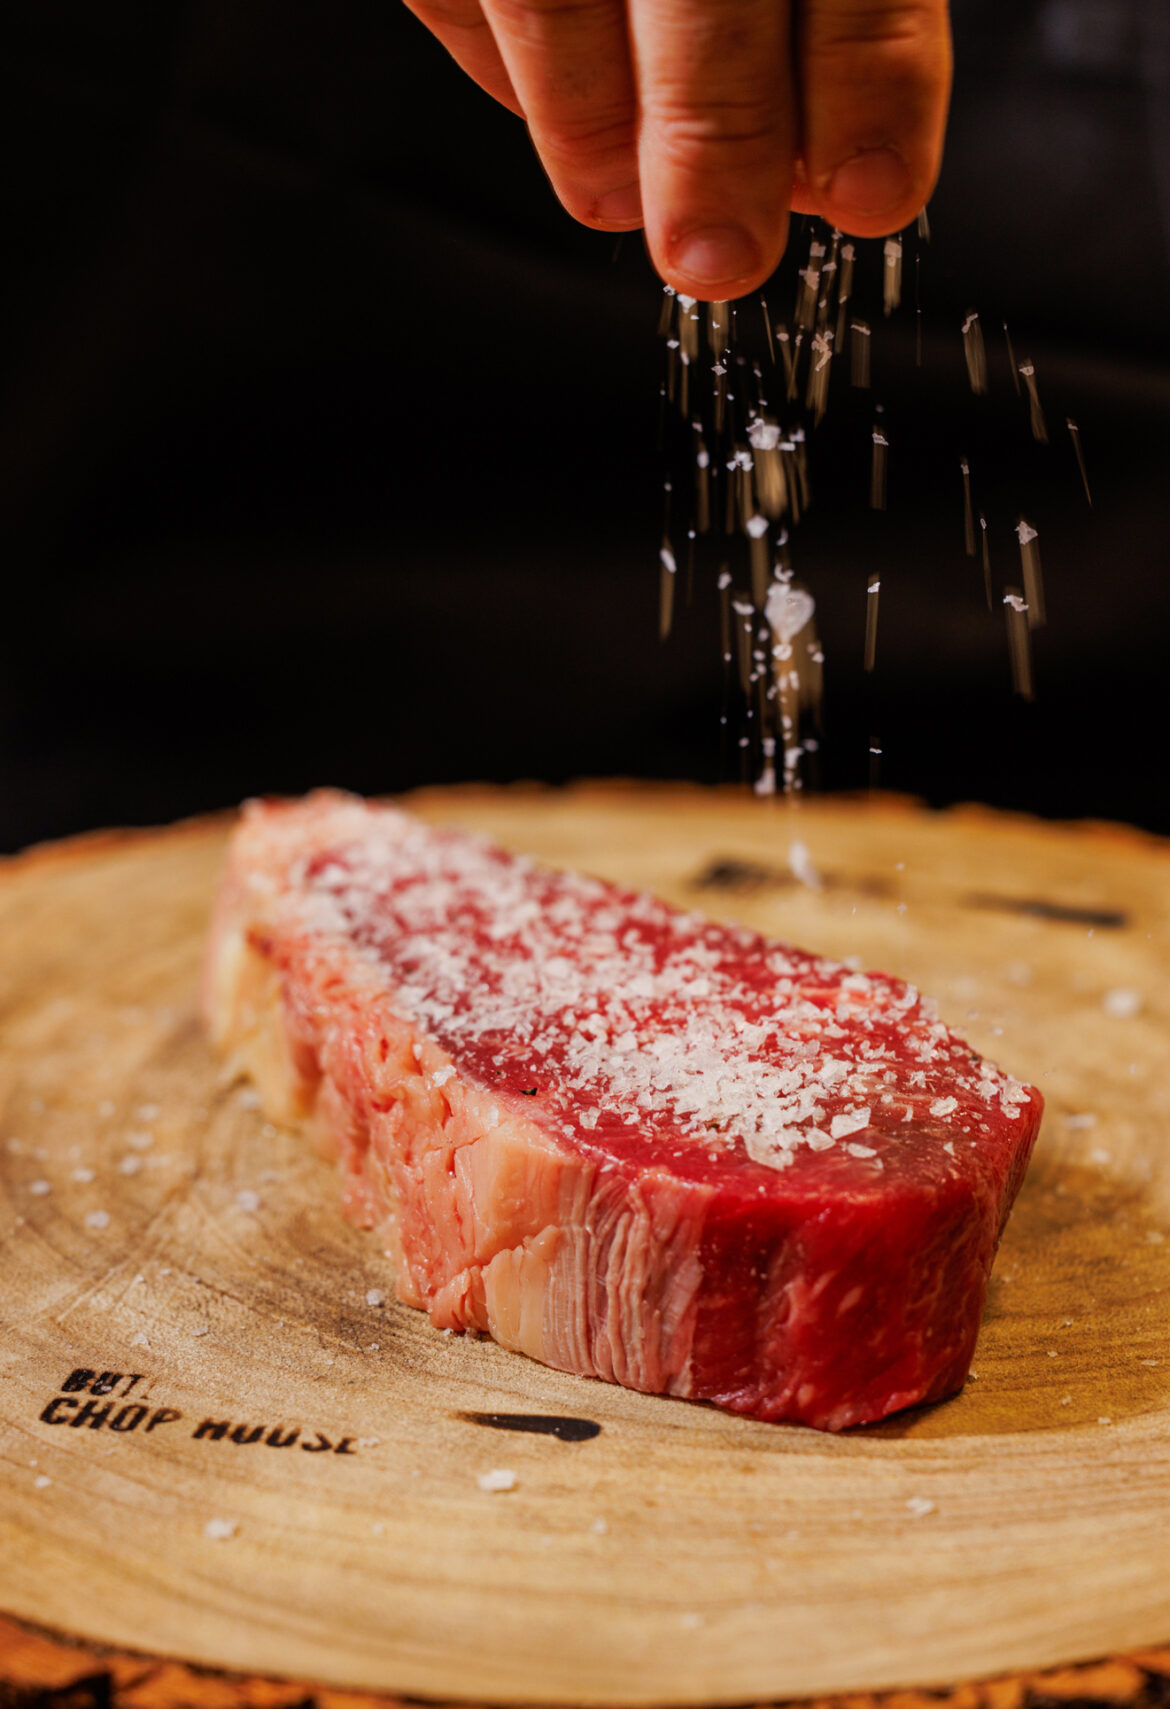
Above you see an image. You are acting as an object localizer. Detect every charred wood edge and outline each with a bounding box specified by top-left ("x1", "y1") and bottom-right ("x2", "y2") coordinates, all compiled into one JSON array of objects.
[
  {"x1": 3, "y1": 1616, "x2": 1170, "y2": 1709},
  {"x1": 690, "y1": 858, "x2": 891, "y2": 897},
  {"x1": 691, "y1": 857, "x2": 1127, "y2": 930}
]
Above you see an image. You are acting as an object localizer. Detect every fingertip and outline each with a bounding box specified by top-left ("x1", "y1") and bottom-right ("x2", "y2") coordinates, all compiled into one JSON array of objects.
[
  {"x1": 816, "y1": 145, "x2": 925, "y2": 236},
  {"x1": 586, "y1": 182, "x2": 645, "y2": 230},
  {"x1": 655, "y1": 219, "x2": 787, "y2": 302}
]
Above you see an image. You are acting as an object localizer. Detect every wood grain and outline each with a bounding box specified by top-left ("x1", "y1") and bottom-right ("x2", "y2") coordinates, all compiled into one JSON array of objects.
[{"x1": 2, "y1": 785, "x2": 1169, "y2": 1707}]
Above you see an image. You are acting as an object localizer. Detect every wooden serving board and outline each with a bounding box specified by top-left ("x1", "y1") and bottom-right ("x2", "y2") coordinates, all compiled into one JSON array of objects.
[{"x1": 2, "y1": 784, "x2": 1169, "y2": 1708}]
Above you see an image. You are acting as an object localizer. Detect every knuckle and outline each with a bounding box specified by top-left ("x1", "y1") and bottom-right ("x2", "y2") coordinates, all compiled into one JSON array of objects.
[
  {"x1": 807, "y1": 0, "x2": 945, "y2": 50},
  {"x1": 647, "y1": 94, "x2": 788, "y2": 167},
  {"x1": 537, "y1": 106, "x2": 636, "y2": 170},
  {"x1": 486, "y1": 0, "x2": 620, "y2": 32}
]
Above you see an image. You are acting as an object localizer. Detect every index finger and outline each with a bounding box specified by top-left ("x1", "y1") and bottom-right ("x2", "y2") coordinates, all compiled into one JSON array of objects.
[{"x1": 630, "y1": 0, "x2": 797, "y2": 300}]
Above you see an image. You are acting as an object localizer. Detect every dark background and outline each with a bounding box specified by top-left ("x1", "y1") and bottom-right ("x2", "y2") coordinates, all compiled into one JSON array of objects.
[{"x1": 2, "y1": 0, "x2": 1168, "y2": 853}]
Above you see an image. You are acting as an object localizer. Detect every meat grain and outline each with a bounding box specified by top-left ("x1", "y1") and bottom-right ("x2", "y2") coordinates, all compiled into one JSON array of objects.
[{"x1": 203, "y1": 793, "x2": 1042, "y2": 1430}]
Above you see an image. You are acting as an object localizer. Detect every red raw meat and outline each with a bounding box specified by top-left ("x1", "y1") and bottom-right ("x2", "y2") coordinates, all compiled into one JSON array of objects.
[{"x1": 203, "y1": 792, "x2": 1042, "y2": 1430}]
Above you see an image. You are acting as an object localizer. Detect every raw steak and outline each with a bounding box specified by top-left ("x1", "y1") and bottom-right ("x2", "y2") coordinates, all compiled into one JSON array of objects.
[{"x1": 203, "y1": 792, "x2": 1042, "y2": 1430}]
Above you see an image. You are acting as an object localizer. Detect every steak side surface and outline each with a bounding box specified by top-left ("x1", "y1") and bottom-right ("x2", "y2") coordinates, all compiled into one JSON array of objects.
[{"x1": 202, "y1": 792, "x2": 1043, "y2": 1431}]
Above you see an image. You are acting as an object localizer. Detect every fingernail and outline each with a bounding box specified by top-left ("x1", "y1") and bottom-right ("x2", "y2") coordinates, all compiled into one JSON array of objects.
[
  {"x1": 593, "y1": 183, "x2": 643, "y2": 226},
  {"x1": 824, "y1": 147, "x2": 912, "y2": 219},
  {"x1": 671, "y1": 225, "x2": 760, "y2": 288}
]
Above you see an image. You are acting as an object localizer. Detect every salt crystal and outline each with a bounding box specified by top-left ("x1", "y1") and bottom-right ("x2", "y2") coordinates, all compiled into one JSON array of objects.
[
  {"x1": 131, "y1": 1332, "x2": 150, "y2": 1348},
  {"x1": 1103, "y1": 987, "x2": 1142, "y2": 1019},
  {"x1": 126, "y1": 1130, "x2": 154, "y2": 1150},
  {"x1": 590, "y1": 1517, "x2": 608, "y2": 1535},
  {"x1": 905, "y1": 1497, "x2": 935, "y2": 1518},
  {"x1": 85, "y1": 1210, "x2": 110, "y2": 1229},
  {"x1": 204, "y1": 1517, "x2": 238, "y2": 1541},
  {"x1": 679, "y1": 1613, "x2": 704, "y2": 1630},
  {"x1": 830, "y1": 1108, "x2": 870, "y2": 1141},
  {"x1": 929, "y1": 1097, "x2": 958, "y2": 1118},
  {"x1": 118, "y1": 1155, "x2": 143, "y2": 1176},
  {"x1": 29, "y1": 1180, "x2": 51, "y2": 1197},
  {"x1": 136, "y1": 1104, "x2": 161, "y2": 1121},
  {"x1": 235, "y1": 1189, "x2": 261, "y2": 1213},
  {"x1": 477, "y1": 1469, "x2": 517, "y2": 1493},
  {"x1": 787, "y1": 842, "x2": 821, "y2": 890},
  {"x1": 34, "y1": 1474, "x2": 51, "y2": 1489},
  {"x1": 372, "y1": 1520, "x2": 386, "y2": 1536},
  {"x1": 430, "y1": 1066, "x2": 455, "y2": 1086},
  {"x1": 366, "y1": 1288, "x2": 386, "y2": 1307},
  {"x1": 1065, "y1": 1112, "x2": 1097, "y2": 1130},
  {"x1": 71, "y1": 1167, "x2": 95, "y2": 1183}
]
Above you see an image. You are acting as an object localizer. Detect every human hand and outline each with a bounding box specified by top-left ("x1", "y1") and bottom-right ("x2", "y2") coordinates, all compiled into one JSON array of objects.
[{"x1": 401, "y1": 0, "x2": 951, "y2": 299}]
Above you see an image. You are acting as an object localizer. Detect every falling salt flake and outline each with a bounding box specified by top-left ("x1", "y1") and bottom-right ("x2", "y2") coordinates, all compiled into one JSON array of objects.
[
  {"x1": 930, "y1": 1097, "x2": 958, "y2": 1119},
  {"x1": 131, "y1": 1332, "x2": 150, "y2": 1349},
  {"x1": 1065, "y1": 1112, "x2": 1098, "y2": 1130},
  {"x1": 29, "y1": 1180, "x2": 51, "y2": 1197},
  {"x1": 787, "y1": 842, "x2": 821, "y2": 890},
  {"x1": 679, "y1": 1613, "x2": 704, "y2": 1630},
  {"x1": 71, "y1": 1167, "x2": 95, "y2": 1184},
  {"x1": 85, "y1": 1210, "x2": 110, "y2": 1230},
  {"x1": 905, "y1": 1497, "x2": 936, "y2": 1518},
  {"x1": 204, "y1": 1517, "x2": 238, "y2": 1541},
  {"x1": 1102, "y1": 987, "x2": 1142, "y2": 1019},
  {"x1": 765, "y1": 580, "x2": 815, "y2": 642},
  {"x1": 1046, "y1": 1350, "x2": 1059, "y2": 1358},
  {"x1": 590, "y1": 1517, "x2": 609, "y2": 1535},
  {"x1": 1061, "y1": 1395, "x2": 1071, "y2": 1406},
  {"x1": 1140, "y1": 1359, "x2": 1160, "y2": 1368},
  {"x1": 118, "y1": 1155, "x2": 143, "y2": 1176},
  {"x1": 477, "y1": 1469, "x2": 517, "y2": 1493}
]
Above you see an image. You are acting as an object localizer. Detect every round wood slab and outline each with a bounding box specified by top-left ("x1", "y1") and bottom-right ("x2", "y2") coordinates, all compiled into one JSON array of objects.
[{"x1": 2, "y1": 784, "x2": 1169, "y2": 1707}]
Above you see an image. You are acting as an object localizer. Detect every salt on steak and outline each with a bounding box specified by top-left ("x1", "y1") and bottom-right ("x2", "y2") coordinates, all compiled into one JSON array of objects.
[{"x1": 203, "y1": 792, "x2": 1042, "y2": 1431}]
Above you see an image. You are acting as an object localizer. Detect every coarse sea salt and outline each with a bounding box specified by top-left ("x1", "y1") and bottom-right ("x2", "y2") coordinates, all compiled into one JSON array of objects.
[
  {"x1": 263, "y1": 803, "x2": 1031, "y2": 1180},
  {"x1": 477, "y1": 1469, "x2": 517, "y2": 1493}
]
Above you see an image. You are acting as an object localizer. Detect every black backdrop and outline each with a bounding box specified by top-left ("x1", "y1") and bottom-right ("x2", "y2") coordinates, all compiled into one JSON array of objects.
[{"x1": 2, "y1": 0, "x2": 1169, "y2": 853}]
